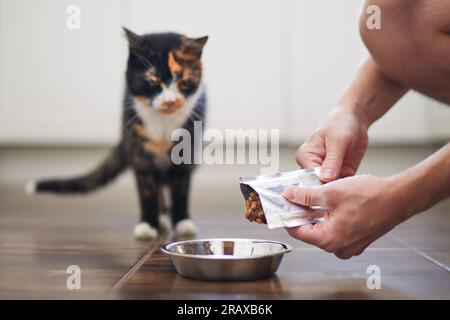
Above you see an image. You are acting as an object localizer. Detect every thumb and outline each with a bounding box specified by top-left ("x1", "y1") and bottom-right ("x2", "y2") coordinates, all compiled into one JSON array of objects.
[
  {"x1": 320, "y1": 136, "x2": 347, "y2": 182},
  {"x1": 282, "y1": 185, "x2": 323, "y2": 207}
]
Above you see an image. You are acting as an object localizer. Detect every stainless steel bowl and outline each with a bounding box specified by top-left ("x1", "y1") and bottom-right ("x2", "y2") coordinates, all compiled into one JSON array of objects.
[{"x1": 161, "y1": 238, "x2": 292, "y2": 281}]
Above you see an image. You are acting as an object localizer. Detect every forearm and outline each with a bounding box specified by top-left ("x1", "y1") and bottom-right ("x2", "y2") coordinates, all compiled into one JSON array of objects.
[
  {"x1": 338, "y1": 57, "x2": 409, "y2": 127},
  {"x1": 389, "y1": 142, "x2": 450, "y2": 221}
]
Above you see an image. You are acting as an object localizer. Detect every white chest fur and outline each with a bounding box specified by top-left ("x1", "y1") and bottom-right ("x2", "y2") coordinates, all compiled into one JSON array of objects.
[{"x1": 133, "y1": 88, "x2": 200, "y2": 142}]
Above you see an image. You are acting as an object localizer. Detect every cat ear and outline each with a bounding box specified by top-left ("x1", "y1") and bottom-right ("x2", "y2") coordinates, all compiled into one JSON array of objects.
[
  {"x1": 183, "y1": 36, "x2": 208, "y2": 58},
  {"x1": 193, "y1": 36, "x2": 208, "y2": 48},
  {"x1": 123, "y1": 27, "x2": 141, "y2": 50}
]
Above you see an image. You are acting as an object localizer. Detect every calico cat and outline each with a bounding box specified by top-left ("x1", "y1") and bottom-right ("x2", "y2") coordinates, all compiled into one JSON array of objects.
[{"x1": 26, "y1": 28, "x2": 208, "y2": 240}]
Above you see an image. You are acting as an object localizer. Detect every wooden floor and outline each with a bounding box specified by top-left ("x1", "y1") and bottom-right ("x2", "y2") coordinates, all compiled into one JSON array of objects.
[{"x1": 0, "y1": 146, "x2": 449, "y2": 299}]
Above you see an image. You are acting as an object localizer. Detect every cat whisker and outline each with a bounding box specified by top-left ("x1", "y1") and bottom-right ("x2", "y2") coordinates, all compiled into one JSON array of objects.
[
  {"x1": 187, "y1": 108, "x2": 204, "y2": 123},
  {"x1": 136, "y1": 54, "x2": 153, "y2": 70},
  {"x1": 123, "y1": 113, "x2": 139, "y2": 130},
  {"x1": 187, "y1": 114, "x2": 200, "y2": 124},
  {"x1": 123, "y1": 98, "x2": 139, "y2": 110},
  {"x1": 186, "y1": 111, "x2": 198, "y2": 123},
  {"x1": 124, "y1": 103, "x2": 136, "y2": 110},
  {"x1": 122, "y1": 113, "x2": 141, "y2": 140},
  {"x1": 189, "y1": 105, "x2": 203, "y2": 117}
]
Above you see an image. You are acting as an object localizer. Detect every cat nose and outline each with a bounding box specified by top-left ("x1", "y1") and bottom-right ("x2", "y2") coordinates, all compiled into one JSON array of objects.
[{"x1": 165, "y1": 101, "x2": 176, "y2": 108}]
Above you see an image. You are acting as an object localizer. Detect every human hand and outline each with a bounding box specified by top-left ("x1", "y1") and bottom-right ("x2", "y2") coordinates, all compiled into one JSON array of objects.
[
  {"x1": 296, "y1": 108, "x2": 369, "y2": 182},
  {"x1": 282, "y1": 175, "x2": 410, "y2": 259}
]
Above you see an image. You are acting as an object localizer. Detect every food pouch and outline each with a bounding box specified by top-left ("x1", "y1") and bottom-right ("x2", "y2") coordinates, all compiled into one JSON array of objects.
[{"x1": 240, "y1": 167, "x2": 324, "y2": 229}]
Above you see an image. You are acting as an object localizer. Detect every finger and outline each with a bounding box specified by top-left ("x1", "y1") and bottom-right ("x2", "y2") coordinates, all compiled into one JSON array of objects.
[
  {"x1": 334, "y1": 251, "x2": 353, "y2": 260},
  {"x1": 339, "y1": 165, "x2": 357, "y2": 178},
  {"x1": 334, "y1": 236, "x2": 372, "y2": 259},
  {"x1": 295, "y1": 151, "x2": 323, "y2": 169},
  {"x1": 308, "y1": 208, "x2": 328, "y2": 220},
  {"x1": 320, "y1": 136, "x2": 348, "y2": 182},
  {"x1": 282, "y1": 185, "x2": 324, "y2": 207},
  {"x1": 285, "y1": 222, "x2": 323, "y2": 245}
]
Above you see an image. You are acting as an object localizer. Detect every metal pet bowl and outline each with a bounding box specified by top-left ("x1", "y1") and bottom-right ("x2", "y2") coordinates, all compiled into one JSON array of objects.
[{"x1": 161, "y1": 238, "x2": 292, "y2": 281}]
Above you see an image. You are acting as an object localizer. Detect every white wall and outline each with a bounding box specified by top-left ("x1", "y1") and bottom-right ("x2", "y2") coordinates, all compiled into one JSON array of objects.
[
  {"x1": 0, "y1": 0, "x2": 448, "y2": 145},
  {"x1": 0, "y1": 0, "x2": 127, "y2": 144}
]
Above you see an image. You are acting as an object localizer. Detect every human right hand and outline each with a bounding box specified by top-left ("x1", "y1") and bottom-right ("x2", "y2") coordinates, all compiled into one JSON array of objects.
[{"x1": 296, "y1": 108, "x2": 369, "y2": 182}]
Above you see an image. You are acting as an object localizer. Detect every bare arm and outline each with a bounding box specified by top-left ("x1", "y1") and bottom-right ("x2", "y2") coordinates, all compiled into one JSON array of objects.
[
  {"x1": 391, "y1": 142, "x2": 450, "y2": 221},
  {"x1": 339, "y1": 57, "x2": 409, "y2": 128},
  {"x1": 296, "y1": 57, "x2": 409, "y2": 181}
]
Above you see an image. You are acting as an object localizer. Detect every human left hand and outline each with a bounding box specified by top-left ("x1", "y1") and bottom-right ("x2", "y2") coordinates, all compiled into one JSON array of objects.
[{"x1": 282, "y1": 175, "x2": 410, "y2": 259}]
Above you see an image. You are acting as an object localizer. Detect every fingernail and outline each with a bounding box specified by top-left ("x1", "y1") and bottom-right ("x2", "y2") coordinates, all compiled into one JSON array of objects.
[
  {"x1": 282, "y1": 187, "x2": 295, "y2": 201},
  {"x1": 320, "y1": 168, "x2": 335, "y2": 179}
]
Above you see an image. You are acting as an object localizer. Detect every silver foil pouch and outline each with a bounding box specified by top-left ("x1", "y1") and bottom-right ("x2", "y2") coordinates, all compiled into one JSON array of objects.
[{"x1": 240, "y1": 167, "x2": 324, "y2": 229}]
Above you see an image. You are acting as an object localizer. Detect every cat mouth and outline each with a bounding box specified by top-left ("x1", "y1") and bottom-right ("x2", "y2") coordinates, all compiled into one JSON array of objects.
[{"x1": 159, "y1": 101, "x2": 184, "y2": 114}]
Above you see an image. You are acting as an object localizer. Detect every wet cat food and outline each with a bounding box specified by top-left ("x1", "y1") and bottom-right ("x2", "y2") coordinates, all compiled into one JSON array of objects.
[
  {"x1": 240, "y1": 167, "x2": 324, "y2": 229},
  {"x1": 244, "y1": 192, "x2": 266, "y2": 224}
]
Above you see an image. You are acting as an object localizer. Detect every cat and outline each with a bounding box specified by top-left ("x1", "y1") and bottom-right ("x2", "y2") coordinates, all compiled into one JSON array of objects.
[{"x1": 26, "y1": 28, "x2": 208, "y2": 240}]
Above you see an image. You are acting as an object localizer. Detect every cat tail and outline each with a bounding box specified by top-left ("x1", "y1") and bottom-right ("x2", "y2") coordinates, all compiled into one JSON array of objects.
[{"x1": 26, "y1": 144, "x2": 128, "y2": 195}]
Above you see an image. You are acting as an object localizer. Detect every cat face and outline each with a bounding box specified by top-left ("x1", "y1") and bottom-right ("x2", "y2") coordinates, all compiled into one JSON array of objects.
[{"x1": 124, "y1": 28, "x2": 207, "y2": 114}]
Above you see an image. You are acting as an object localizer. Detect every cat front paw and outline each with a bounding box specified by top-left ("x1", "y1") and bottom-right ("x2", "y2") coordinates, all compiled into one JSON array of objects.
[
  {"x1": 159, "y1": 214, "x2": 171, "y2": 232},
  {"x1": 133, "y1": 222, "x2": 159, "y2": 240},
  {"x1": 174, "y1": 219, "x2": 198, "y2": 238}
]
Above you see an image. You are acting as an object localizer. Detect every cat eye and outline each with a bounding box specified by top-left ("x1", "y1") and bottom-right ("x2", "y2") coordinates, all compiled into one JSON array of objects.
[
  {"x1": 147, "y1": 77, "x2": 160, "y2": 86},
  {"x1": 173, "y1": 72, "x2": 182, "y2": 80},
  {"x1": 144, "y1": 68, "x2": 160, "y2": 87},
  {"x1": 178, "y1": 79, "x2": 193, "y2": 91}
]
